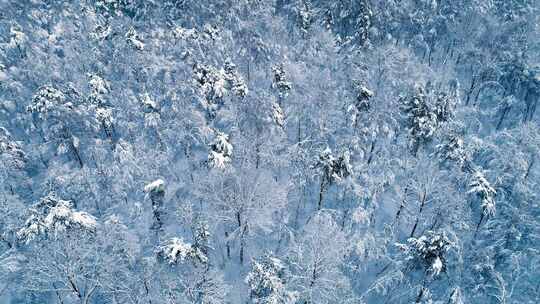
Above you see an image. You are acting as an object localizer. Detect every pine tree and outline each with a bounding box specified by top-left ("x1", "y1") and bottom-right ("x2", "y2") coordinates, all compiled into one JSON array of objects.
[
  {"x1": 224, "y1": 58, "x2": 248, "y2": 98},
  {"x1": 397, "y1": 230, "x2": 454, "y2": 277},
  {"x1": 400, "y1": 84, "x2": 438, "y2": 156},
  {"x1": 468, "y1": 169, "x2": 496, "y2": 232},
  {"x1": 144, "y1": 179, "x2": 166, "y2": 233},
  {"x1": 352, "y1": 80, "x2": 374, "y2": 113},
  {"x1": 140, "y1": 93, "x2": 161, "y2": 129},
  {"x1": 192, "y1": 220, "x2": 211, "y2": 265},
  {"x1": 436, "y1": 132, "x2": 469, "y2": 170},
  {"x1": 434, "y1": 90, "x2": 459, "y2": 123},
  {"x1": 396, "y1": 230, "x2": 454, "y2": 303},
  {"x1": 208, "y1": 131, "x2": 233, "y2": 169},
  {"x1": 125, "y1": 27, "x2": 145, "y2": 51},
  {"x1": 315, "y1": 147, "x2": 352, "y2": 209},
  {"x1": 194, "y1": 61, "x2": 248, "y2": 119},
  {"x1": 17, "y1": 194, "x2": 97, "y2": 243},
  {"x1": 271, "y1": 101, "x2": 285, "y2": 129},
  {"x1": 158, "y1": 237, "x2": 197, "y2": 265},
  {"x1": 87, "y1": 74, "x2": 114, "y2": 140},
  {"x1": 28, "y1": 85, "x2": 88, "y2": 167},
  {"x1": 246, "y1": 253, "x2": 296, "y2": 304},
  {"x1": 272, "y1": 63, "x2": 292, "y2": 103},
  {"x1": 0, "y1": 127, "x2": 26, "y2": 171}
]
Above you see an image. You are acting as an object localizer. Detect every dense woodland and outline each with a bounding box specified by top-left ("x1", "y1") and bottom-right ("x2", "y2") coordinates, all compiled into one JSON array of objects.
[{"x1": 0, "y1": 0, "x2": 539, "y2": 303}]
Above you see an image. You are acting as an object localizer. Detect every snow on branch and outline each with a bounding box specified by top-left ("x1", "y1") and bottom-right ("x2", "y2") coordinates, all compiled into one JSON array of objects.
[
  {"x1": 396, "y1": 230, "x2": 453, "y2": 277},
  {"x1": 17, "y1": 195, "x2": 97, "y2": 243},
  {"x1": 144, "y1": 179, "x2": 165, "y2": 194},
  {"x1": 468, "y1": 169, "x2": 496, "y2": 217},
  {"x1": 157, "y1": 237, "x2": 208, "y2": 265},
  {"x1": 208, "y1": 131, "x2": 233, "y2": 169}
]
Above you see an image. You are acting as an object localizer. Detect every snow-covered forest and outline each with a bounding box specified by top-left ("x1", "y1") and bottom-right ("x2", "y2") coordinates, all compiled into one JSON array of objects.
[{"x1": 0, "y1": 0, "x2": 539, "y2": 303}]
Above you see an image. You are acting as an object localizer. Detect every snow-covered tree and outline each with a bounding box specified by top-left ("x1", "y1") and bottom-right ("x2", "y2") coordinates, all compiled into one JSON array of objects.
[
  {"x1": 395, "y1": 230, "x2": 455, "y2": 303},
  {"x1": 157, "y1": 236, "x2": 207, "y2": 266},
  {"x1": 27, "y1": 86, "x2": 67, "y2": 118},
  {"x1": 313, "y1": 0, "x2": 373, "y2": 46},
  {"x1": 139, "y1": 93, "x2": 161, "y2": 129},
  {"x1": 288, "y1": 213, "x2": 355, "y2": 303},
  {"x1": 433, "y1": 89, "x2": 459, "y2": 123},
  {"x1": 296, "y1": 0, "x2": 314, "y2": 36},
  {"x1": 436, "y1": 132, "x2": 469, "y2": 169},
  {"x1": 0, "y1": 192, "x2": 24, "y2": 251},
  {"x1": 27, "y1": 85, "x2": 90, "y2": 167},
  {"x1": 194, "y1": 60, "x2": 248, "y2": 119},
  {"x1": 87, "y1": 74, "x2": 114, "y2": 140},
  {"x1": 271, "y1": 101, "x2": 285, "y2": 129},
  {"x1": 468, "y1": 169, "x2": 497, "y2": 230},
  {"x1": 224, "y1": 58, "x2": 248, "y2": 98},
  {"x1": 17, "y1": 194, "x2": 97, "y2": 243},
  {"x1": 194, "y1": 63, "x2": 229, "y2": 118},
  {"x1": 144, "y1": 179, "x2": 166, "y2": 233},
  {"x1": 314, "y1": 147, "x2": 353, "y2": 209},
  {"x1": 2, "y1": 24, "x2": 27, "y2": 57},
  {"x1": 352, "y1": 80, "x2": 374, "y2": 113},
  {"x1": 208, "y1": 131, "x2": 233, "y2": 169},
  {"x1": 400, "y1": 84, "x2": 439, "y2": 155},
  {"x1": 348, "y1": 81, "x2": 375, "y2": 127},
  {"x1": 397, "y1": 230, "x2": 454, "y2": 278},
  {"x1": 158, "y1": 238, "x2": 191, "y2": 264},
  {"x1": 125, "y1": 27, "x2": 145, "y2": 51},
  {"x1": 272, "y1": 63, "x2": 292, "y2": 103},
  {"x1": 0, "y1": 1, "x2": 538, "y2": 303},
  {"x1": 193, "y1": 220, "x2": 211, "y2": 261},
  {"x1": 156, "y1": 234, "x2": 223, "y2": 303},
  {"x1": 0, "y1": 127, "x2": 26, "y2": 172},
  {"x1": 246, "y1": 253, "x2": 296, "y2": 304}
]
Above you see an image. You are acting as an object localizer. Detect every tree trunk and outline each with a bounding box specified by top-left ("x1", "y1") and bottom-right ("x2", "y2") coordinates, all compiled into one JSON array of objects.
[
  {"x1": 367, "y1": 140, "x2": 376, "y2": 164},
  {"x1": 68, "y1": 276, "x2": 82, "y2": 300},
  {"x1": 415, "y1": 286, "x2": 426, "y2": 303},
  {"x1": 446, "y1": 288, "x2": 457, "y2": 304},
  {"x1": 71, "y1": 142, "x2": 84, "y2": 168},
  {"x1": 255, "y1": 142, "x2": 260, "y2": 169},
  {"x1": 394, "y1": 186, "x2": 408, "y2": 226},
  {"x1": 442, "y1": 41, "x2": 453, "y2": 65},
  {"x1": 341, "y1": 209, "x2": 349, "y2": 231},
  {"x1": 318, "y1": 177, "x2": 326, "y2": 210},
  {"x1": 293, "y1": 185, "x2": 304, "y2": 228},
  {"x1": 225, "y1": 231, "x2": 231, "y2": 260},
  {"x1": 465, "y1": 74, "x2": 477, "y2": 106},
  {"x1": 297, "y1": 118, "x2": 302, "y2": 143},
  {"x1": 410, "y1": 190, "x2": 427, "y2": 238},
  {"x1": 524, "y1": 156, "x2": 534, "y2": 180},
  {"x1": 239, "y1": 225, "x2": 247, "y2": 264},
  {"x1": 415, "y1": 278, "x2": 428, "y2": 303},
  {"x1": 529, "y1": 97, "x2": 538, "y2": 121},
  {"x1": 474, "y1": 212, "x2": 486, "y2": 238},
  {"x1": 496, "y1": 105, "x2": 510, "y2": 130},
  {"x1": 150, "y1": 195, "x2": 163, "y2": 234},
  {"x1": 143, "y1": 279, "x2": 152, "y2": 304},
  {"x1": 309, "y1": 261, "x2": 318, "y2": 287}
]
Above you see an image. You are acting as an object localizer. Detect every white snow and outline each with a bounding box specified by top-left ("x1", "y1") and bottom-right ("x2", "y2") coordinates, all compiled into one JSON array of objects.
[
  {"x1": 271, "y1": 102, "x2": 285, "y2": 128},
  {"x1": 140, "y1": 93, "x2": 158, "y2": 110},
  {"x1": 88, "y1": 74, "x2": 110, "y2": 95},
  {"x1": 18, "y1": 198, "x2": 97, "y2": 242},
  {"x1": 126, "y1": 28, "x2": 145, "y2": 50},
  {"x1": 432, "y1": 256, "x2": 443, "y2": 276},
  {"x1": 208, "y1": 151, "x2": 230, "y2": 169},
  {"x1": 159, "y1": 237, "x2": 193, "y2": 264},
  {"x1": 144, "y1": 179, "x2": 165, "y2": 193}
]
